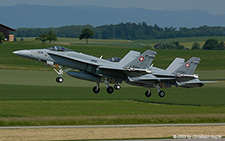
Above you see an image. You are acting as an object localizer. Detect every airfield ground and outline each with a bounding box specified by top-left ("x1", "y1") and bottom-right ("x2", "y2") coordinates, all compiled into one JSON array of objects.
[
  {"x1": 0, "y1": 37, "x2": 225, "y2": 139},
  {"x1": 1, "y1": 125, "x2": 225, "y2": 140}
]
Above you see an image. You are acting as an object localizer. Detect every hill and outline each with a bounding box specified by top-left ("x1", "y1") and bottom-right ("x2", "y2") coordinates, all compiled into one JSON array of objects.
[{"x1": 1, "y1": 4, "x2": 225, "y2": 28}]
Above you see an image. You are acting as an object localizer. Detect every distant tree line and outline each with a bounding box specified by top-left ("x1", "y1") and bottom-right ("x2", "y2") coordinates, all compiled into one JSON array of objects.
[
  {"x1": 15, "y1": 22, "x2": 225, "y2": 40},
  {"x1": 155, "y1": 41, "x2": 185, "y2": 50},
  {"x1": 155, "y1": 38, "x2": 225, "y2": 50},
  {"x1": 189, "y1": 38, "x2": 225, "y2": 50},
  {"x1": 201, "y1": 38, "x2": 225, "y2": 50}
]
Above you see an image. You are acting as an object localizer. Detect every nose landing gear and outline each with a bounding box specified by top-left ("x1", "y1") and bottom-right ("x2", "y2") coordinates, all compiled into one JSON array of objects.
[
  {"x1": 56, "y1": 77, "x2": 64, "y2": 83},
  {"x1": 54, "y1": 66, "x2": 64, "y2": 83}
]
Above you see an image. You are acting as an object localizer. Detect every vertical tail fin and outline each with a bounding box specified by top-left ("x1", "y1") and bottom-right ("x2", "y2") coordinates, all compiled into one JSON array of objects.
[
  {"x1": 124, "y1": 50, "x2": 157, "y2": 69},
  {"x1": 165, "y1": 58, "x2": 185, "y2": 74},
  {"x1": 118, "y1": 50, "x2": 140, "y2": 67},
  {"x1": 172, "y1": 57, "x2": 200, "y2": 75}
]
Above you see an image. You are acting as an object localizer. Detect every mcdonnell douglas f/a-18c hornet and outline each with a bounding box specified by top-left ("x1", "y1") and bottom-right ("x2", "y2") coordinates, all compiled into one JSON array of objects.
[{"x1": 13, "y1": 46, "x2": 215, "y2": 98}]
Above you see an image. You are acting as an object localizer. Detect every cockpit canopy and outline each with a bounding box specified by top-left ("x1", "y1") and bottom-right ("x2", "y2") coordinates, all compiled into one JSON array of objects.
[
  {"x1": 47, "y1": 46, "x2": 73, "y2": 52},
  {"x1": 107, "y1": 57, "x2": 121, "y2": 62}
]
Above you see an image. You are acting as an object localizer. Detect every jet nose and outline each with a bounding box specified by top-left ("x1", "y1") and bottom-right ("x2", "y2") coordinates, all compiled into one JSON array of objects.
[
  {"x1": 13, "y1": 51, "x2": 19, "y2": 54},
  {"x1": 13, "y1": 50, "x2": 31, "y2": 58}
]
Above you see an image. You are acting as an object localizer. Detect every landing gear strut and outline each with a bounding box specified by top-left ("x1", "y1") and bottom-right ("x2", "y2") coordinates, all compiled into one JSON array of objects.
[
  {"x1": 104, "y1": 78, "x2": 114, "y2": 94},
  {"x1": 54, "y1": 66, "x2": 64, "y2": 83},
  {"x1": 145, "y1": 88, "x2": 151, "y2": 98},
  {"x1": 93, "y1": 83, "x2": 100, "y2": 94},
  {"x1": 92, "y1": 78, "x2": 122, "y2": 94},
  {"x1": 156, "y1": 85, "x2": 166, "y2": 98},
  {"x1": 145, "y1": 86, "x2": 166, "y2": 98}
]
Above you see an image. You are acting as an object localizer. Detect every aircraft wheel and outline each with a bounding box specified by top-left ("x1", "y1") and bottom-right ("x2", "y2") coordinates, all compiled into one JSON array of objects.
[
  {"x1": 114, "y1": 84, "x2": 121, "y2": 90},
  {"x1": 145, "y1": 91, "x2": 151, "y2": 98},
  {"x1": 93, "y1": 86, "x2": 100, "y2": 94},
  {"x1": 106, "y1": 86, "x2": 114, "y2": 94},
  {"x1": 158, "y1": 91, "x2": 166, "y2": 98},
  {"x1": 56, "y1": 77, "x2": 64, "y2": 83}
]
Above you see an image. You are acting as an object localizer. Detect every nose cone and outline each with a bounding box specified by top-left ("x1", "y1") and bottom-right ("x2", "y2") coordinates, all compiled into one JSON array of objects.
[{"x1": 13, "y1": 50, "x2": 31, "y2": 58}]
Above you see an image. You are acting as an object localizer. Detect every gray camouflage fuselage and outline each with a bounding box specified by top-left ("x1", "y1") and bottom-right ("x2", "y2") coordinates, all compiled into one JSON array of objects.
[{"x1": 13, "y1": 46, "x2": 215, "y2": 98}]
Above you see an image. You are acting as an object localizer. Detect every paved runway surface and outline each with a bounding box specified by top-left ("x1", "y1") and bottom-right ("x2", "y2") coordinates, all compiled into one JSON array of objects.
[{"x1": 1, "y1": 123, "x2": 225, "y2": 129}]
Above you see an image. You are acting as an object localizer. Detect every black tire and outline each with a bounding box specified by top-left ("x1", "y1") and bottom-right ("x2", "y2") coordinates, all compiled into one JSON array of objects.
[
  {"x1": 93, "y1": 86, "x2": 100, "y2": 94},
  {"x1": 114, "y1": 84, "x2": 121, "y2": 90},
  {"x1": 58, "y1": 77, "x2": 64, "y2": 83},
  {"x1": 106, "y1": 86, "x2": 114, "y2": 94},
  {"x1": 56, "y1": 77, "x2": 63, "y2": 83},
  {"x1": 145, "y1": 91, "x2": 151, "y2": 98},
  {"x1": 56, "y1": 77, "x2": 59, "y2": 82},
  {"x1": 159, "y1": 91, "x2": 166, "y2": 98}
]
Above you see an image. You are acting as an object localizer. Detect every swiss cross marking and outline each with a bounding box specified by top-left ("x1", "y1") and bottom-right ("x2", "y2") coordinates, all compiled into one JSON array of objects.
[
  {"x1": 139, "y1": 56, "x2": 144, "y2": 62},
  {"x1": 185, "y1": 63, "x2": 190, "y2": 68}
]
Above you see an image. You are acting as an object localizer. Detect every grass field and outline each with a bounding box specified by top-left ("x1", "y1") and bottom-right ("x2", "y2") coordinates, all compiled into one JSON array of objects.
[
  {"x1": 22, "y1": 36, "x2": 225, "y2": 49},
  {"x1": 0, "y1": 38, "x2": 225, "y2": 126},
  {"x1": 0, "y1": 69, "x2": 225, "y2": 126}
]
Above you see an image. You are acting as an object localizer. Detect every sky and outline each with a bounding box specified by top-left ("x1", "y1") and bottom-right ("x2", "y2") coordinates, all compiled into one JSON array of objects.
[{"x1": 1, "y1": 0, "x2": 225, "y2": 15}]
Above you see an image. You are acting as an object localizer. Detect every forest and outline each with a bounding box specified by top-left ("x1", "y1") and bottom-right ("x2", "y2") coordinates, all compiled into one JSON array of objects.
[{"x1": 15, "y1": 22, "x2": 225, "y2": 40}]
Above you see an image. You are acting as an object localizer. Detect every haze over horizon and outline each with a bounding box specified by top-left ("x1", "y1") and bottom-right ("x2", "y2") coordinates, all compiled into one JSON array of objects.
[
  {"x1": 1, "y1": 0, "x2": 225, "y2": 28},
  {"x1": 1, "y1": 0, "x2": 225, "y2": 15}
]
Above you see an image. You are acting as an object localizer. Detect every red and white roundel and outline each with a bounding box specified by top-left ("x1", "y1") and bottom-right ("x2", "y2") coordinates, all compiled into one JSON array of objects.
[
  {"x1": 185, "y1": 63, "x2": 190, "y2": 68},
  {"x1": 139, "y1": 56, "x2": 144, "y2": 62}
]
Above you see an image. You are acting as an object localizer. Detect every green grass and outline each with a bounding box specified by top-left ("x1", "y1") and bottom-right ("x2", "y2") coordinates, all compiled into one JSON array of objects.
[
  {"x1": 24, "y1": 36, "x2": 225, "y2": 48},
  {"x1": 0, "y1": 38, "x2": 225, "y2": 126},
  {"x1": 0, "y1": 69, "x2": 224, "y2": 126},
  {"x1": 0, "y1": 99, "x2": 225, "y2": 126},
  {"x1": 0, "y1": 84, "x2": 225, "y2": 106}
]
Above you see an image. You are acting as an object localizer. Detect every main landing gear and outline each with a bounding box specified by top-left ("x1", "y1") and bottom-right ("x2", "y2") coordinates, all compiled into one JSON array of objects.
[
  {"x1": 145, "y1": 86, "x2": 166, "y2": 98},
  {"x1": 156, "y1": 85, "x2": 166, "y2": 98},
  {"x1": 92, "y1": 82, "x2": 121, "y2": 94}
]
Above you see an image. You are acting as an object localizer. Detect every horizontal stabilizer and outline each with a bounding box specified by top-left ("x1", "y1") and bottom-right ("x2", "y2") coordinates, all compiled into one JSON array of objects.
[{"x1": 177, "y1": 79, "x2": 217, "y2": 88}]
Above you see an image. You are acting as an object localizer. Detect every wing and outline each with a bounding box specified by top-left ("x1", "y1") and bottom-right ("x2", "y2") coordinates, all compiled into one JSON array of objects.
[
  {"x1": 48, "y1": 52, "x2": 100, "y2": 66},
  {"x1": 176, "y1": 79, "x2": 217, "y2": 88}
]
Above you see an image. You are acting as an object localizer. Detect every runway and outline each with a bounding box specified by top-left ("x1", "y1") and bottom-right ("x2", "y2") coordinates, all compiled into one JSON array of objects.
[
  {"x1": 0, "y1": 123, "x2": 224, "y2": 140},
  {"x1": 1, "y1": 123, "x2": 225, "y2": 129}
]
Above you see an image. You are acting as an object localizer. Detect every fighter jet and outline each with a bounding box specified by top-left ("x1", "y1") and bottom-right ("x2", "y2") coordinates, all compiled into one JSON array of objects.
[
  {"x1": 13, "y1": 46, "x2": 156, "y2": 94},
  {"x1": 126, "y1": 57, "x2": 216, "y2": 98},
  {"x1": 13, "y1": 46, "x2": 214, "y2": 98}
]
